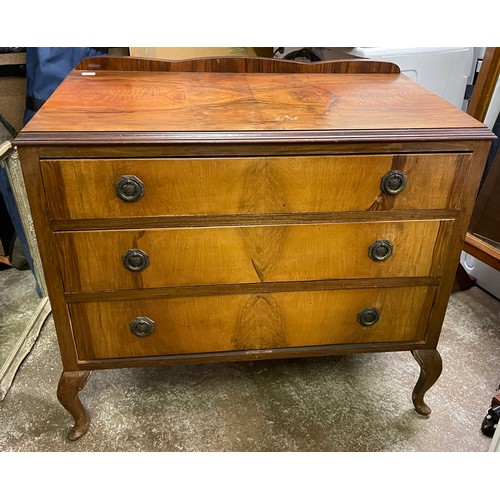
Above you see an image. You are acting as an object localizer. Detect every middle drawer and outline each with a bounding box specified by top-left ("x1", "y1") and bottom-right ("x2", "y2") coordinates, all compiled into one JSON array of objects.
[{"x1": 56, "y1": 220, "x2": 451, "y2": 292}]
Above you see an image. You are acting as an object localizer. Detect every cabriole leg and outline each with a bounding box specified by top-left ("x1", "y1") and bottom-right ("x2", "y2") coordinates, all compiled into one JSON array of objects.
[
  {"x1": 57, "y1": 370, "x2": 92, "y2": 441},
  {"x1": 411, "y1": 349, "x2": 442, "y2": 416}
]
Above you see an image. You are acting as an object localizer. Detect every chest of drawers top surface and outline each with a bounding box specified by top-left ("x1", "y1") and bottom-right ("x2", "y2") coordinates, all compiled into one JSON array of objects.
[{"x1": 18, "y1": 68, "x2": 487, "y2": 139}]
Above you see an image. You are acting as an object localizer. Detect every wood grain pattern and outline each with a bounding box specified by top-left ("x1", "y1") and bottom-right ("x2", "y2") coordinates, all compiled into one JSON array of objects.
[
  {"x1": 16, "y1": 147, "x2": 81, "y2": 370},
  {"x1": 76, "y1": 55, "x2": 401, "y2": 75},
  {"x1": 50, "y1": 209, "x2": 458, "y2": 232},
  {"x1": 55, "y1": 220, "x2": 451, "y2": 292},
  {"x1": 69, "y1": 286, "x2": 436, "y2": 360},
  {"x1": 422, "y1": 140, "x2": 492, "y2": 349},
  {"x1": 63, "y1": 277, "x2": 441, "y2": 303},
  {"x1": 20, "y1": 71, "x2": 484, "y2": 134},
  {"x1": 41, "y1": 154, "x2": 466, "y2": 220}
]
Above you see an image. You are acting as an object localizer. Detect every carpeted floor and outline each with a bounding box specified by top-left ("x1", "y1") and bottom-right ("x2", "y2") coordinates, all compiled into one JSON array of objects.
[
  {"x1": 0, "y1": 285, "x2": 499, "y2": 452},
  {"x1": 0, "y1": 268, "x2": 40, "y2": 362}
]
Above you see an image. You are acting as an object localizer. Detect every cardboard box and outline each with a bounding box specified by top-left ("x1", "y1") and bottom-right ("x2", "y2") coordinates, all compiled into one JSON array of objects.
[{"x1": 129, "y1": 47, "x2": 273, "y2": 60}]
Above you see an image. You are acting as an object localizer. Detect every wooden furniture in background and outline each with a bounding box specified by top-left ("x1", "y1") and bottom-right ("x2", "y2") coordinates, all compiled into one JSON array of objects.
[
  {"x1": 14, "y1": 56, "x2": 494, "y2": 440},
  {"x1": 464, "y1": 146, "x2": 500, "y2": 271},
  {"x1": 467, "y1": 48, "x2": 500, "y2": 123},
  {"x1": 462, "y1": 47, "x2": 500, "y2": 276}
]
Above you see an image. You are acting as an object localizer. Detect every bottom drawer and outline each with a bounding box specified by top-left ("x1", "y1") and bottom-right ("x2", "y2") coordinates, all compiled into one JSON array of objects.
[{"x1": 70, "y1": 286, "x2": 435, "y2": 360}]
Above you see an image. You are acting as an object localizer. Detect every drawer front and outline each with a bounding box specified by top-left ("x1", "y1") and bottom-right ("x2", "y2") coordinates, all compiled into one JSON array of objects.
[
  {"x1": 56, "y1": 220, "x2": 451, "y2": 292},
  {"x1": 41, "y1": 154, "x2": 466, "y2": 220},
  {"x1": 70, "y1": 286, "x2": 435, "y2": 360}
]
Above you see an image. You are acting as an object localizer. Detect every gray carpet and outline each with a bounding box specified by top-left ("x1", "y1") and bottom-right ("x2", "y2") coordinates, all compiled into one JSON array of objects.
[
  {"x1": 0, "y1": 268, "x2": 40, "y2": 361},
  {"x1": 0, "y1": 286, "x2": 499, "y2": 451}
]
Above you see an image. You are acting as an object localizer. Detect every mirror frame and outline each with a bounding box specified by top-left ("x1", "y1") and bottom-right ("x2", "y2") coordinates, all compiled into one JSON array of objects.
[{"x1": 0, "y1": 141, "x2": 51, "y2": 400}]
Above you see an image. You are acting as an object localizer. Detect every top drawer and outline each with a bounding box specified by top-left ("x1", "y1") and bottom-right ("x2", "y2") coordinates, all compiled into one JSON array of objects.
[{"x1": 40, "y1": 154, "x2": 468, "y2": 220}]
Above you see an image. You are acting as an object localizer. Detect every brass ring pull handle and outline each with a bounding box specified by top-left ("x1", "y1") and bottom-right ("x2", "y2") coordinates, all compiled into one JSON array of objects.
[
  {"x1": 122, "y1": 249, "x2": 149, "y2": 272},
  {"x1": 380, "y1": 170, "x2": 407, "y2": 195},
  {"x1": 129, "y1": 317, "x2": 155, "y2": 337},
  {"x1": 368, "y1": 240, "x2": 393, "y2": 262},
  {"x1": 115, "y1": 175, "x2": 145, "y2": 202},
  {"x1": 357, "y1": 307, "x2": 380, "y2": 327}
]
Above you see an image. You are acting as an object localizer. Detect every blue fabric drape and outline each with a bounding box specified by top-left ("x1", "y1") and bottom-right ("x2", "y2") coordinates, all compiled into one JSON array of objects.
[{"x1": 23, "y1": 47, "x2": 105, "y2": 124}]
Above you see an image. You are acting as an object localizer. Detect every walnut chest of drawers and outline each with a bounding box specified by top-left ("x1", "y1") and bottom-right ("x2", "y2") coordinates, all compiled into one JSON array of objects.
[{"x1": 15, "y1": 56, "x2": 494, "y2": 440}]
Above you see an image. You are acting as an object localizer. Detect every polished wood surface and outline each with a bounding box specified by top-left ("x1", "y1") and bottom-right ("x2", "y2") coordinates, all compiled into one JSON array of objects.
[
  {"x1": 70, "y1": 286, "x2": 435, "y2": 360},
  {"x1": 20, "y1": 71, "x2": 484, "y2": 135},
  {"x1": 76, "y1": 55, "x2": 401, "y2": 74},
  {"x1": 55, "y1": 220, "x2": 450, "y2": 292},
  {"x1": 41, "y1": 154, "x2": 467, "y2": 220}
]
